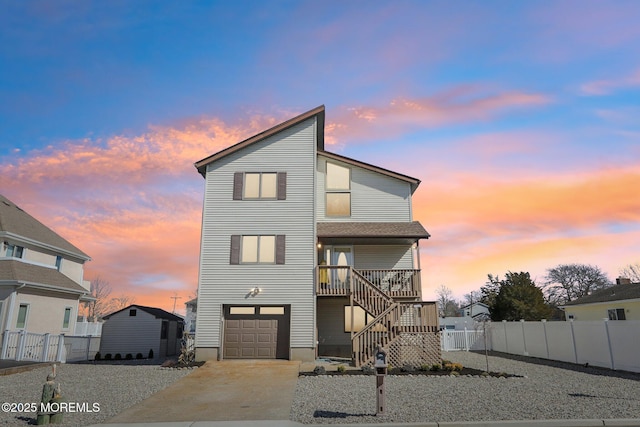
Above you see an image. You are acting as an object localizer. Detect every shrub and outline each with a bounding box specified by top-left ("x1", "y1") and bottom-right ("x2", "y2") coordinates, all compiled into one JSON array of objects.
[
  {"x1": 94, "y1": 352, "x2": 101, "y2": 361},
  {"x1": 336, "y1": 365, "x2": 346, "y2": 373},
  {"x1": 136, "y1": 353, "x2": 144, "y2": 360},
  {"x1": 148, "y1": 349, "x2": 154, "y2": 359},
  {"x1": 104, "y1": 353, "x2": 112, "y2": 360},
  {"x1": 443, "y1": 362, "x2": 463, "y2": 372},
  {"x1": 450, "y1": 370, "x2": 460, "y2": 376},
  {"x1": 313, "y1": 366, "x2": 326, "y2": 375},
  {"x1": 430, "y1": 363, "x2": 442, "y2": 371},
  {"x1": 114, "y1": 353, "x2": 122, "y2": 360},
  {"x1": 125, "y1": 353, "x2": 133, "y2": 360}
]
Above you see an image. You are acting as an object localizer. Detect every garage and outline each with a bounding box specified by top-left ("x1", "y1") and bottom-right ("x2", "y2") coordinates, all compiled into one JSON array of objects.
[{"x1": 223, "y1": 305, "x2": 290, "y2": 359}]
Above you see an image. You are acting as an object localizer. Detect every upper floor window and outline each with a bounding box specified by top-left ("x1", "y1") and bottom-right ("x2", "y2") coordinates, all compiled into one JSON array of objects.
[
  {"x1": 326, "y1": 162, "x2": 351, "y2": 217},
  {"x1": 55, "y1": 255, "x2": 63, "y2": 270},
  {"x1": 5, "y1": 244, "x2": 24, "y2": 258},
  {"x1": 16, "y1": 304, "x2": 29, "y2": 329},
  {"x1": 62, "y1": 307, "x2": 72, "y2": 329},
  {"x1": 230, "y1": 235, "x2": 285, "y2": 265},
  {"x1": 608, "y1": 308, "x2": 626, "y2": 320},
  {"x1": 233, "y1": 172, "x2": 286, "y2": 200}
]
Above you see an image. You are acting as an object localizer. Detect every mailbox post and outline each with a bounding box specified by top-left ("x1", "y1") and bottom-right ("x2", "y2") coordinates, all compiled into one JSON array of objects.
[{"x1": 374, "y1": 344, "x2": 387, "y2": 416}]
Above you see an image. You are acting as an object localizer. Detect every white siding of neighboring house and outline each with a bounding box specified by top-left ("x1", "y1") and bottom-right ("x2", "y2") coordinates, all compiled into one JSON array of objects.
[
  {"x1": 100, "y1": 309, "x2": 162, "y2": 358},
  {"x1": 196, "y1": 118, "x2": 317, "y2": 352},
  {"x1": 353, "y1": 245, "x2": 413, "y2": 270},
  {"x1": 316, "y1": 155, "x2": 413, "y2": 222},
  {"x1": 10, "y1": 290, "x2": 79, "y2": 335}
]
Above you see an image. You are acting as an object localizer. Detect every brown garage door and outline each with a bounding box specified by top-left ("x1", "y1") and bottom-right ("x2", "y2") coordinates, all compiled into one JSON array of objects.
[{"x1": 224, "y1": 317, "x2": 278, "y2": 359}]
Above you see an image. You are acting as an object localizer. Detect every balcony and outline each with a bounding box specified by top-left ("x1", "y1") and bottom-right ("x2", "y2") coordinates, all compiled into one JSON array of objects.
[{"x1": 317, "y1": 266, "x2": 421, "y2": 299}]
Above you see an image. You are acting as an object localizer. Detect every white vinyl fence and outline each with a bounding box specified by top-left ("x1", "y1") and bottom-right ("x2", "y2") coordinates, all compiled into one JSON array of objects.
[
  {"x1": 441, "y1": 320, "x2": 640, "y2": 373},
  {"x1": 0, "y1": 330, "x2": 65, "y2": 362},
  {"x1": 1, "y1": 330, "x2": 102, "y2": 363},
  {"x1": 74, "y1": 320, "x2": 102, "y2": 337}
]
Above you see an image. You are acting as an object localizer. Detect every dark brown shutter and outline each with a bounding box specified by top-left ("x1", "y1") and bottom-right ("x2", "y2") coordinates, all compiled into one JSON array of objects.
[
  {"x1": 275, "y1": 235, "x2": 285, "y2": 264},
  {"x1": 277, "y1": 172, "x2": 286, "y2": 200},
  {"x1": 230, "y1": 235, "x2": 241, "y2": 264},
  {"x1": 233, "y1": 172, "x2": 243, "y2": 200}
]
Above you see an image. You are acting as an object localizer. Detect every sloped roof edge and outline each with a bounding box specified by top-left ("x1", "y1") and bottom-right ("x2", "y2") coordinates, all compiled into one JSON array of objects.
[
  {"x1": 561, "y1": 282, "x2": 640, "y2": 307},
  {"x1": 103, "y1": 304, "x2": 184, "y2": 322},
  {"x1": 319, "y1": 150, "x2": 421, "y2": 192},
  {"x1": 195, "y1": 105, "x2": 325, "y2": 176}
]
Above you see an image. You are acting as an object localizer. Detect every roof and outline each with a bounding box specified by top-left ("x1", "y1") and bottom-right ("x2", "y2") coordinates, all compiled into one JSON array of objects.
[
  {"x1": 318, "y1": 151, "x2": 421, "y2": 193},
  {"x1": 0, "y1": 194, "x2": 90, "y2": 260},
  {"x1": 0, "y1": 259, "x2": 89, "y2": 295},
  {"x1": 103, "y1": 304, "x2": 184, "y2": 322},
  {"x1": 185, "y1": 298, "x2": 197, "y2": 306},
  {"x1": 562, "y1": 283, "x2": 640, "y2": 306},
  {"x1": 195, "y1": 105, "x2": 326, "y2": 176},
  {"x1": 317, "y1": 221, "x2": 430, "y2": 239}
]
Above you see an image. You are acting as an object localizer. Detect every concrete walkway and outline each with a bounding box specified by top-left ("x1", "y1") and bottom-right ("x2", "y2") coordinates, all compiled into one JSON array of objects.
[{"x1": 105, "y1": 360, "x2": 300, "y2": 423}]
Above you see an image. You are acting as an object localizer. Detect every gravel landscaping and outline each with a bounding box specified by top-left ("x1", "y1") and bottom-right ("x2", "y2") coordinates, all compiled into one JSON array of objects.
[
  {"x1": 291, "y1": 351, "x2": 640, "y2": 424},
  {"x1": 0, "y1": 362, "x2": 193, "y2": 426}
]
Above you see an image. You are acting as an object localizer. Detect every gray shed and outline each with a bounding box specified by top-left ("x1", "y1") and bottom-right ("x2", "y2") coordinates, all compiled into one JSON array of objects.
[{"x1": 99, "y1": 305, "x2": 184, "y2": 359}]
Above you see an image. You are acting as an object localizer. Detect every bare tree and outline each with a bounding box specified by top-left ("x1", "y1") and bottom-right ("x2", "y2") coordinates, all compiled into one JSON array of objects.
[
  {"x1": 619, "y1": 262, "x2": 640, "y2": 283},
  {"x1": 84, "y1": 276, "x2": 113, "y2": 321},
  {"x1": 111, "y1": 295, "x2": 136, "y2": 310},
  {"x1": 544, "y1": 264, "x2": 611, "y2": 305},
  {"x1": 435, "y1": 284, "x2": 460, "y2": 317}
]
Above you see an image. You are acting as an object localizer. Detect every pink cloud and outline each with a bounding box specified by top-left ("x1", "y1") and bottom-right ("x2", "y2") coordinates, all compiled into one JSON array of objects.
[
  {"x1": 326, "y1": 88, "x2": 550, "y2": 144},
  {"x1": 580, "y1": 68, "x2": 640, "y2": 96}
]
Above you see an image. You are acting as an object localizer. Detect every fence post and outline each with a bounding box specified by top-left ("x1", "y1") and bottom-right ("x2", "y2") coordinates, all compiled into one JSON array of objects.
[
  {"x1": 503, "y1": 320, "x2": 508, "y2": 354},
  {"x1": 541, "y1": 320, "x2": 550, "y2": 359},
  {"x1": 56, "y1": 335, "x2": 65, "y2": 362},
  {"x1": 86, "y1": 336, "x2": 92, "y2": 361},
  {"x1": 41, "y1": 333, "x2": 50, "y2": 362},
  {"x1": 569, "y1": 320, "x2": 578, "y2": 364},
  {"x1": 1, "y1": 330, "x2": 9, "y2": 359},
  {"x1": 603, "y1": 319, "x2": 615, "y2": 370},
  {"x1": 16, "y1": 330, "x2": 26, "y2": 361},
  {"x1": 520, "y1": 319, "x2": 528, "y2": 356},
  {"x1": 464, "y1": 327, "x2": 469, "y2": 351}
]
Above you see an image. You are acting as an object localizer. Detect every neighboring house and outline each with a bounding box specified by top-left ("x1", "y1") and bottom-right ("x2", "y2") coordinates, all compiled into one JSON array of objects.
[
  {"x1": 0, "y1": 194, "x2": 92, "y2": 336},
  {"x1": 100, "y1": 305, "x2": 184, "y2": 359},
  {"x1": 561, "y1": 280, "x2": 640, "y2": 321},
  {"x1": 439, "y1": 302, "x2": 491, "y2": 330},
  {"x1": 193, "y1": 105, "x2": 439, "y2": 367},
  {"x1": 184, "y1": 297, "x2": 197, "y2": 333}
]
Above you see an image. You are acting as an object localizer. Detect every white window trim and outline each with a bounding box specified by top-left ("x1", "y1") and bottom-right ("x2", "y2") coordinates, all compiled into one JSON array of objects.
[
  {"x1": 243, "y1": 172, "x2": 278, "y2": 200},
  {"x1": 240, "y1": 235, "x2": 276, "y2": 264}
]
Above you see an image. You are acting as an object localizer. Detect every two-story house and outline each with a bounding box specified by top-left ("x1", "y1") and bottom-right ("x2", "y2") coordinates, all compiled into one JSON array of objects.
[
  {"x1": 0, "y1": 194, "x2": 92, "y2": 336},
  {"x1": 194, "y1": 105, "x2": 440, "y2": 367}
]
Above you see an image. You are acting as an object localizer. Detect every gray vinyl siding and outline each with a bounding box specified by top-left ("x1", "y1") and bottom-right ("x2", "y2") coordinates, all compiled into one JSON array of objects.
[
  {"x1": 316, "y1": 155, "x2": 412, "y2": 222},
  {"x1": 197, "y1": 118, "x2": 317, "y2": 350},
  {"x1": 353, "y1": 245, "x2": 413, "y2": 270},
  {"x1": 99, "y1": 310, "x2": 162, "y2": 357}
]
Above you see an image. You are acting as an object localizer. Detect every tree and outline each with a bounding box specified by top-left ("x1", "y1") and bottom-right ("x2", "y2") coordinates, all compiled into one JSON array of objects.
[
  {"x1": 84, "y1": 276, "x2": 113, "y2": 322},
  {"x1": 479, "y1": 274, "x2": 501, "y2": 312},
  {"x1": 83, "y1": 277, "x2": 136, "y2": 321},
  {"x1": 491, "y1": 272, "x2": 552, "y2": 321},
  {"x1": 619, "y1": 262, "x2": 640, "y2": 283},
  {"x1": 544, "y1": 263, "x2": 611, "y2": 305},
  {"x1": 435, "y1": 284, "x2": 460, "y2": 317}
]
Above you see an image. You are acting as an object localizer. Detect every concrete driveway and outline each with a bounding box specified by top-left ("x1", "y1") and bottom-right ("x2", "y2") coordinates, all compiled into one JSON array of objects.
[{"x1": 106, "y1": 360, "x2": 300, "y2": 423}]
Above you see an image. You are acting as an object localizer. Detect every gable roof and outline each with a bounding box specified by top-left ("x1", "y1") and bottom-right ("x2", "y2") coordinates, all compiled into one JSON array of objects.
[
  {"x1": 0, "y1": 194, "x2": 90, "y2": 260},
  {"x1": 195, "y1": 105, "x2": 325, "y2": 176},
  {"x1": 0, "y1": 259, "x2": 89, "y2": 295},
  {"x1": 103, "y1": 304, "x2": 184, "y2": 322},
  {"x1": 562, "y1": 283, "x2": 640, "y2": 306}
]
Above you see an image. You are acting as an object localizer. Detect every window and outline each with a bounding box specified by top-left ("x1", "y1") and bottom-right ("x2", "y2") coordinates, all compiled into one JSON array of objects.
[
  {"x1": 6, "y1": 244, "x2": 24, "y2": 258},
  {"x1": 233, "y1": 172, "x2": 286, "y2": 200},
  {"x1": 63, "y1": 307, "x2": 72, "y2": 329},
  {"x1": 129, "y1": 309, "x2": 137, "y2": 316},
  {"x1": 326, "y1": 162, "x2": 351, "y2": 217},
  {"x1": 55, "y1": 256, "x2": 62, "y2": 270},
  {"x1": 16, "y1": 304, "x2": 28, "y2": 329},
  {"x1": 260, "y1": 306, "x2": 285, "y2": 315},
  {"x1": 230, "y1": 235, "x2": 285, "y2": 265},
  {"x1": 608, "y1": 308, "x2": 626, "y2": 320},
  {"x1": 230, "y1": 306, "x2": 255, "y2": 315}
]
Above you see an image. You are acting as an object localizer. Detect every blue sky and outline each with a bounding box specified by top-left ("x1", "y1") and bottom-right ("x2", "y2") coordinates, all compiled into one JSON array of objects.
[{"x1": 1, "y1": 1, "x2": 639, "y2": 312}]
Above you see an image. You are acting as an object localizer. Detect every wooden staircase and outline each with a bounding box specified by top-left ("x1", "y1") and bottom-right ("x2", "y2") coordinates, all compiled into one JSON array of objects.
[{"x1": 346, "y1": 268, "x2": 438, "y2": 367}]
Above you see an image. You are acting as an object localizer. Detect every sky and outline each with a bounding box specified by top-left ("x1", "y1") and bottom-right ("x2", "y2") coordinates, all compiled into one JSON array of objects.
[{"x1": 1, "y1": 1, "x2": 639, "y2": 315}]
